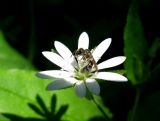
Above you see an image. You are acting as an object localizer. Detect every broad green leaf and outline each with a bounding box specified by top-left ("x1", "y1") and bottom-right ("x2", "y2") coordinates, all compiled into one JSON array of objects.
[
  {"x1": 0, "y1": 31, "x2": 34, "y2": 70},
  {"x1": 0, "y1": 69, "x2": 111, "y2": 121},
  {"x1": 124, "y1": 1, "x2": 148, "y2": 84}
]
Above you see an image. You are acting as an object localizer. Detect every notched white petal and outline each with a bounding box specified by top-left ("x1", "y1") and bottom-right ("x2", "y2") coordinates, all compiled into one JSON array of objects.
[
  {"x1": 92, "y1": 38, "x2": 111, "y2": 62},
  {"x1": 37, "y1": 70, "x2": 73, "y2": 79},
  {"x1": 54, "y1": 41, "x2": 73, "y2": 60},
  {"x1": 42, "y1": 51, "x2": 74, "y2": 71},
  {"x1": 75, "y1": 81, "x2": 86, "y2": 97},
  {"x1": 47, "y1": 79, "x2": 75, "y2": 90},
  {"x1": 86, "y1": 79, "x2": 100, "y2": 95},
  {"x1": 69, "y1": 56, "x2": 78, "y2": 67},
  {"x1": 65, "y1": 77, "x2": 79, "y2": 84},
  {"x1": 42, "y1": 51, "x2": 64, "y2": 66},
  {"x1": 95, "y1": 72, "x2": 128, "y2": 82},
  {"x1": 98, "y1": 56, "x2": 126, "y2": 70},
  {"x1": 78, "y1": 32, "x2": 89, "y2": 49}
]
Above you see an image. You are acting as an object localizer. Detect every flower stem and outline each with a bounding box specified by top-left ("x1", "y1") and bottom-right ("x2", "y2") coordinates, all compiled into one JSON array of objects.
[
  {"x1": 92, "y1": 97, "x2": 111, "y2": 121},
  {"x1": 129, "y1": 88, "x2": 141, "y2": 121}
]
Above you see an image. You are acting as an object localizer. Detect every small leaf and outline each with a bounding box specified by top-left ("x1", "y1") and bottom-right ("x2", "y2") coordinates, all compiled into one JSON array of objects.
[
  {"x1": 124, "y1": 1, "x2": 148, "y2": 84},
  {"x1": 148, "y1": 38, "x2": 160, "y2": 59},
  {"x1": 51, "y1": 95, "x2": 57, "y2": 115},
  {"x1": 55, "y1": 105, "x2": 68, "y2": 120},
  {"x1": 36, "y1": 95, "x2": 50, "y2": 115},
  {"x1": 28, "y1": 103, "x2": 45, "y2": 117}
]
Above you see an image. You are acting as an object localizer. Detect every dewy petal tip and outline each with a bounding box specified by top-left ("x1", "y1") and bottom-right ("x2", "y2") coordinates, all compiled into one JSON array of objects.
[
  {"x1": 36, "y1": 72, "x2": 46, "y2": 79},
  {"x1": 78, "y1": 32, "x2": 89, "y2": 49},
  {"x1": 46, "y1": 79, "x2": 74, "y2": 90},
  {"x1": 98, "y1": 56, "x2": 127, "y2": 70},
  {"x1": 42, "y1": 51, "x2": 48, "y2": 55},
  {"x1": 86, "y1": 79, "x2": 100, "y2": 95},
  {"x1": 75, "y1": 81, "x2": 86, "y2": 97},
  {"x1": 123, "y1": 56, "x2": 126, "y2": 60},
  {"x1": 54, "y1": 40, "x2": 73, "y2": 60},
  {"x1": 92, "y1": 38, "x2": 112, "y2": 62},
  {"x1": 96, "y1": 72, "x2": 128, "y2": 82},
  {"x1": 54, "y1": 41, "x2": 58, "y2": 47}
]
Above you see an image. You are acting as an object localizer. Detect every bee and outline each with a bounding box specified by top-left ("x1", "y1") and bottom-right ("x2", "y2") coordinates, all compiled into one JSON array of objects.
[{"x1": 74, "y1": 48, "x2": 98, "y2": 73}]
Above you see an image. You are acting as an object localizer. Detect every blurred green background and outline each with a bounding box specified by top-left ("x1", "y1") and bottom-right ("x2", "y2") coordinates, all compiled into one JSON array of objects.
[{"x1": 0, "y1": 0, "x2": 159, "y2": 121}]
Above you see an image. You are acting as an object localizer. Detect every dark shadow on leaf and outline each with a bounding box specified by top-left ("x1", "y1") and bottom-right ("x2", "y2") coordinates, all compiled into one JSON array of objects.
[
  {"x1": 1, "y1": 114, "x2": 44, "y2": 121},
  {"x1": 2, "y1": 94, "x2": 69, "y2": 121}
]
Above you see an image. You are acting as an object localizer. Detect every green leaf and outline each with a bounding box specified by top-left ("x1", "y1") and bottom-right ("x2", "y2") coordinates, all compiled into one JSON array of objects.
[
  {"x1": 0, "y1": 69, "x2": 111, "y2": 121},
  {"x1": 124, "y1": 1, "x2": 148, "y2": 84},
  {"x1": 0, "y1": 31, "x2": 34, "y2": 70},
  {"x1": 148, "y1": 38, "x2": 160, "y2": 59}
]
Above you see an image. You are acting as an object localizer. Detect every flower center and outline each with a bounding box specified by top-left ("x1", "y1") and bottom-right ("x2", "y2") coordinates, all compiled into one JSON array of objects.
[
  {"x1": 74, "y1": 60, "x2": 95, "y2": 80},
  {"x1": 73, "y1": 48, "x2": 98, "y2": 81},
  {"x1": 75, "y1": 68, "x2": 93, "y2": 80}
]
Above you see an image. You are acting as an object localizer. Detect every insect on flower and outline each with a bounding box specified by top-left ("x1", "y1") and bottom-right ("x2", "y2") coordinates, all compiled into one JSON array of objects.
[{"x1": 73, "y1": 48, "x2": 98, "y2": 73}]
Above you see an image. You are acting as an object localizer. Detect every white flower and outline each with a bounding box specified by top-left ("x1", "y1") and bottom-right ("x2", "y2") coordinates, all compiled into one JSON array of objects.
[{"x1": 37, "y1": 32, "x2": 128, "y2": 98}]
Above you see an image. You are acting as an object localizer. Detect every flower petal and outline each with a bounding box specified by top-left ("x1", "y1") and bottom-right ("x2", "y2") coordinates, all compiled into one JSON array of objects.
[
  {"x1": 86, "y1": 79, "x2": 100, "y2": 95},
  {"x1": 95, "y1": 72, "x2": 128, "y2": 82},
  {"x1": 36, "y1": 70, "x2": 73, "y2": 79},
  {"x1": 75, "y1": 81, "x2": 86, "y2": 97},
  {"x1": 47, "y1": 78, "x2": 77, "y2": 90},
  {"x1": 42, "y1": 51, "x2": 74, "y2": 71},
  {"x1": 92, "y1": 38, "x2": 111, "y2": 62},
  {"x1": 98, "y1": 56, "x2": 126, "y2": 70},
  {"x1": 78, "y1": 32, "x2": 89, "y2": 49},
  {"x1": 54, "y1": 41, "x2": 73, "y2": 60}
]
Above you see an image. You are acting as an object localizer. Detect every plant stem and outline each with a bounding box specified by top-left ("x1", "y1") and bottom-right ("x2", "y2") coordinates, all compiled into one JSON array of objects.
[
  {"x1": 129, "y1": 88, "x2": 141, "y2": 121},
  {"x1": 92, "y1": 97, "x2": 111, "y2": 121}
]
